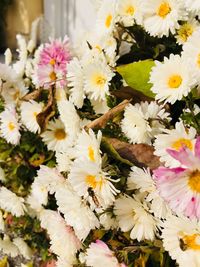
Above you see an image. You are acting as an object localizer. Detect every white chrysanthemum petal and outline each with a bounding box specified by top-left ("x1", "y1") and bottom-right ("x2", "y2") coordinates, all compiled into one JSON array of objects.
[
  {"x1": 175, "y1": 19, "x2": 200, "y2": 45},
  {"x1": 13, "y1": 238, "x2": 33, "y2": 259},
  {"x1": 0, "y1": 235, "x2": 19, "y2": 257}
]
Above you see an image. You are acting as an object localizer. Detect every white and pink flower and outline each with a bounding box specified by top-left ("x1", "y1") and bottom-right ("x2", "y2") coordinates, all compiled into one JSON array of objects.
[{"x1": 153, "y1": 137, "x2": 200, "y2": 219}]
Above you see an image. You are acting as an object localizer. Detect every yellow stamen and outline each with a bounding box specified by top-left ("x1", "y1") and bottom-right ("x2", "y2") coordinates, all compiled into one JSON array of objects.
[
  {"x1": 125, "y1": 5, "x2": 135, "y2": 15},
  {"x1": 105, "y1": 14, "x2": 112, "y2": 28},
  {"x1": 181, "y1": 234, "x2": 200, "y2": 251},
  {"x1": 157, "y1": 2, "x2": 171, "y2": 18},
  {"x1": 177, "y1": 23, "x2": 194, "y2": 43},
  {"x1": 172, "y1": 138, "x2": 193, "y2": 151},
  {"x1": 88, "y1": 146, "x2": 95, "y2": 162},
  {"x1": 197, "y1": 54, "x2": 200, "y2": 68},
  {"x1": 54, "y1": 128, "x2": 66, "y2": 140},
  {"x1": 49, "y1": 71, "x2": 57, "y2": 81},
  {"x1": 8, "y1": 122, "x2": 15, "y2": 131},
  {"x1": 49, "y1": 58, "x2": 56, "y2": 66},
  {"x1": 188, "y1": 170, "x2": 200, "y2": 193},
  {"x1": 92, "y1": 74, "x2": 106, "y2": 87},
  {"x1": 168, "y1": 75, "x2": 182, "y2": 89},
  {"x1": 85, "y1": 175, "x2": 97, "y2": 189},
  {"x1": 33, "y1": 112, "x2": 38, "y2": 117}
]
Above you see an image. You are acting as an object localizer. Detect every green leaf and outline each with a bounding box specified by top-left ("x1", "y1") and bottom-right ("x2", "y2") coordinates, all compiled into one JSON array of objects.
[{"x1": 116, "y1": 60, "x2": 155, "y2": 98}]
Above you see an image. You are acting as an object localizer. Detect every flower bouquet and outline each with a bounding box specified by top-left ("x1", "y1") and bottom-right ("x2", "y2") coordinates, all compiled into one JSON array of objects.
[{"x1": 0, "y1": 0, "x2": 200, "y2": 266}]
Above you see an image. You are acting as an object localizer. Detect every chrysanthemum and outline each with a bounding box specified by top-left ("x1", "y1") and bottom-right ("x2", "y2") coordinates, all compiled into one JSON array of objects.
[
  {"x1": 150, "y1": 54, "x2": 195, "y2": 104},
  {"x1": 55, "y1": 182, "x2": 100, "y2": 241},
  {"x1": 182, "y1": 30, "x2": 200, "y2": 83},
  {"x1": 85, "y1": 240, "x2": 126, "y2": 267},
  {"x1": 117, "y1": 0, "x2": 143, "y2": 27},
  {"x1": 154, "y1": 137, "x2": 200, "y2": 219},
  {"x1": 83, "y1": 58, "x2": 115, "y2": 101},
  {"x1": 154, "y1": 121, "x2": 196, "y2": 167},
  {"x1": 121, "y1": 102, "x2": 169, "y2": 144},
  {"x1": 96, "y1": 0, "x2": 118, "y2": 37},
  {"x1": 114, "y1": 195, "x2": 157, "y2": 241},
  {"x1": 41, "y1": 119, "x2": 71, "y2": 152},
  {"x1": 74, "y1": 129, "x2": 102, "y2": 165},
  {"x1": 128, "y1": 166, "x2": 170, "y2": 219},
  {"x1": 68, "y1": 159, "x2": 119, "y2": 207},
  {"x1": 0, "y1": 105, "x2": 21, "y2": 145},
  {"x1": 90, "y1": 98, "x2": 110, "y2": 114},
  {"x1": 0, "y1": 235, "x2": 19, "y2": 257},
  {"x1": 185, "y1": 0, "x2": 200, "y2": 15},
  {"x1": 176, "y1": 19, "x2": 200, "y2": 45},
  {"x1": 20, "y1": 100, "x2": 43, "y2": 133},
  {"x1": 142, "y1": 0, "x2": 187, "y2": 37},
  {"x1": 39, "y1": 209, "x2": 81, "y2": 264},
  {"x1": 55, "y1": 150, "x2": 74, "y2": 172},
  {"x1": 67, "y1": 58, "x2": 85, "y2": 109},
  {"x1": 13, "y1": 238, "x2": 33, "y2": 259},
  {"x1": 0, "y1": 187, "x2": 26, "y2": 217},
  {"x1": 162, "y1": 215, "x2": 200, "y2": 267}
]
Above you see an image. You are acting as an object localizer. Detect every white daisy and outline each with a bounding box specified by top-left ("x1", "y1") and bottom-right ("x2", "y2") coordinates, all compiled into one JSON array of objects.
[
  {"x1": 4, "y1": 48, "x2": 12, "y2": 65},
  {"x1": 182, "y1": 29, "x2": 200, "y2": 83},
  {"x1": 117, "y1": 0, "x2": 143, "y2": 27},
  {"x1": 0, "y1": 235, "x2": 19, "y2": 257},
  {"x1": 0, "y1": 211, "x2": 4, "y2": 232},
  {"x1": 114, "y1": 195, "x2": 157, "y2": 241},
  {"x1": 68, "y1": 159, "x2": 119, "y2": 207},
  {"x1": 0, "y1": 187, "x2": 26, "y2": 217},
  {"x1": 150, "y1": 54, "x2": 195, "y2": 104},
  {"x1": 83, "y1": 58, "x2": 115, "y2": 101},
  {"x1": 90, "y1": 98, "x2": 110, "y2": 114},
  {"x1": 41, "y1": 119, "x2": 71, "y2": 152},
  {"x1": 154, "y1": 121, "x2": 196, "y2": 167},
  {"x1": 185, "y1": 0, "x2": 200, "y2": 15},
  {"x1": 142, "y1": 0, "x2": 187, "y2": 37},
  {"x1": 0, "y1": 105, "x2": 21, "y2": 145},
  {"x1": 176, "y1": 19, "x2": 200, "y2": 45},
  {"x1": 96, "y1": 0, "x2": 118, "y2": 37},
  {"x1": 13, "y1": 238, "x2": 33, "y2": 259},
  {"x1": 99, "y1": 212, "x2": 117, "y2": 230},
  {"x1": 67, "y1": 58, "x2": 85, "y2": 109},
  {"x1": 55, "y1": 149, "x2": 74, "y2": 173},
  {"x1": 55, "y1": 182, "x2": 100, "y2": 241},
  {"x1": 20, "y1": 100, "x2": 43, "y2": 133},
  {"x1": 74, "y1": 129, "x2": 102, "y2": 165},
  {"x1": 39, "y1": 209, "x2": 81, "y2": 263},
  {"x1": 162, "y1": 215, "x2": 200, "y2": 267}
]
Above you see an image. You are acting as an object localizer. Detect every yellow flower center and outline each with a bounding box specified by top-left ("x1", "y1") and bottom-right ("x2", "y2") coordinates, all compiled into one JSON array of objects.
[
  {"x1": 95, "y1": 45, "x2": 102, "y2": 52},
  {"x1": 177, "y1": 23, "x2": 194, "y2": 43},
  {"x1": 172, "y1": 138, "x2": 193, "y2": 151},
  {"x1": 188, "y1": 170, "x2": 200, "y2": 193},
  {"x1": 49, "y1": 71, "x2": 57, "y2": 81},
  {"x1": 181, "y1": 234, "x2": 200, "y2": 251},
  {"x1": 13, "y1": 90, "x2": 20, "y2": 100},
  {"x1": 125, "y1": 5, "x2": 135, "y2": 15},
  {"x1": 85, "y1": 175, "x2": 97, "y2": 189},
  {"x1": 8, "y1": 122, "x2": 15, "y2": 131},
  {"x1": 157, "y1": 2, "x2": 171, "y2": 18},
  {"x1": 49, "y1": 58, "x2": 56, "y2": 66},
  {"x1": 92, "y1": 74, "x2": 106, "y2": 87},
  {"x1": 197, "y1": 54, "x2": 200, "y2": 68},
  {"x1": 105, "y1": 14, "x2": 112, "y2": 28},
  {"x1": 33, "y1": 112, "x2": 38, "y2": 117},
  {"x1": 88, "y1": 146, "x2": 95, "y2": 162},
  {"x1": 168, "y1": 75, "x2": 182, "y2": 89},
  {"x1": 54, "y1": 128, "x2": 66, "y2": 140}
]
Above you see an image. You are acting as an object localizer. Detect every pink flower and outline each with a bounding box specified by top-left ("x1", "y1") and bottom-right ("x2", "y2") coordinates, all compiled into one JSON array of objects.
[
  {"x1": 153, "y1": 137, "x2": 200, "y2": 219},
  {"x1": 36, "y1": 36, "x2": 71, "y2": 88}
]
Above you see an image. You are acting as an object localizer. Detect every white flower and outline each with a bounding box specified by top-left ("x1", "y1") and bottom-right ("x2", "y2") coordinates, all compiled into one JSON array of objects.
[
  {"x1": 154, "y1": 121, "x2": 196, "y2": 167},
  {"x1": 55, "y1": 149, "x2": 74, "y2": 172},
  {"x1": 68, "y1": 159, "x2": 119, "y2": 207},
  {"x1": 20, "y1": 100, "x2": 43, "y2": 133},
  {"x1": 55, "y1": 182, "x2": 100, "y2": 241},
  {"x1": 4, "y1": 48, "x2": 12, "y2": 65},
  {"x1": 150, "y1": 54, "x2": 195, "y2": 104},
  {"x1": 56, "y1": 257, "x2": 73, "y2": 267},
  {"x1": 13, "y1": 237, "x2": 33, "y2": 259},
  {"x1": 114, "y1": 195, "x2": 157, "y2": 241},
  {"x1": 85, "y1": 240, "x2": 124, "y2": 267},
  {"x1": 0, "y1": 235, "x2": 19, "y2": 257},
  {"x1": 39, "y1": 209, "x2": 81, "y2": 263},
  {"x1": 176, "y1": 19, "x2": 200, "y2": 45},
  {"x1": 142, "y1": 0, "x2": 187, "y2": 37},
  {"x1": 121, "y1": 102, "x2": 169, "y2": 144},
  {"x1": 41, "y1": 119, "x2": 72, "y2": 152},
  {"x1": 182, "y1": 29, "x2": 200, "y2": 83},
  {"x1": 0, "y1": 211, "x2": 5, "y2": 232},
  {"x1": 74, "y1": 129, "x2": 102, "y2": 165},
  {"x1": 99, "y1": 212, "x2": 117, "y2": 230},
  {"x1": 96, "y1": 0, "x2": 118, "y2": 37},
  {"x1": 0, "y1": 187, "x2": 26, "y2": 217},
  {"x1": 0, "y1": 105, "x2": 21, "y2": 145},
  {"x1": 67, "y1": 58, "x2": 85, "y2": 109},
  {"x1": 117, "y1": 0, "x2": 143, "y2": 27},
  {"x1": 162, "y1": 215, "x2": 200, "y2": 267},
  {"x1": 90, "y1": 98, "x2": 110, "y2": 114},
  {"x1": 185, "y1": 0, "x2": 200, "y2": 15},
  {"x1": 83, "y1": 58, "x2": 115, "y2": 101}
]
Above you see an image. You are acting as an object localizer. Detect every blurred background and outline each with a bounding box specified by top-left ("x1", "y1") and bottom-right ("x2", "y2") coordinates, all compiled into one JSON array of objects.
[{"x1": 0, "y1": 0, "x2": 96, "y2": 52}]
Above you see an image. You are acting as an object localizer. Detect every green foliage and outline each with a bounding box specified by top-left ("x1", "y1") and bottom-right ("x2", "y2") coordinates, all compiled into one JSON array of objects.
[{"x1": 116, "y1": 60, "x2": 155, "y2": 98}]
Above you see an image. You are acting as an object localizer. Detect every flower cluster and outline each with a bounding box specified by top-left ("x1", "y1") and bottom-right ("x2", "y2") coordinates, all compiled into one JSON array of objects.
[{"x1": 0, "y1": 1, "x2": 199, "y2": 267}]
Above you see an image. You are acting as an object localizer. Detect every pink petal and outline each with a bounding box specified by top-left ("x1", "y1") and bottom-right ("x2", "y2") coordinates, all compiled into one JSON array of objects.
[
  {"x1": 166, "y1": 147, "x2": 196, "y2": 167},
  {"x1": 195, "y1": 136, "x2": 200, "y2": 159},
  {"x1": 153, "y1": 166, "x2": 185, "y2": 181}
]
